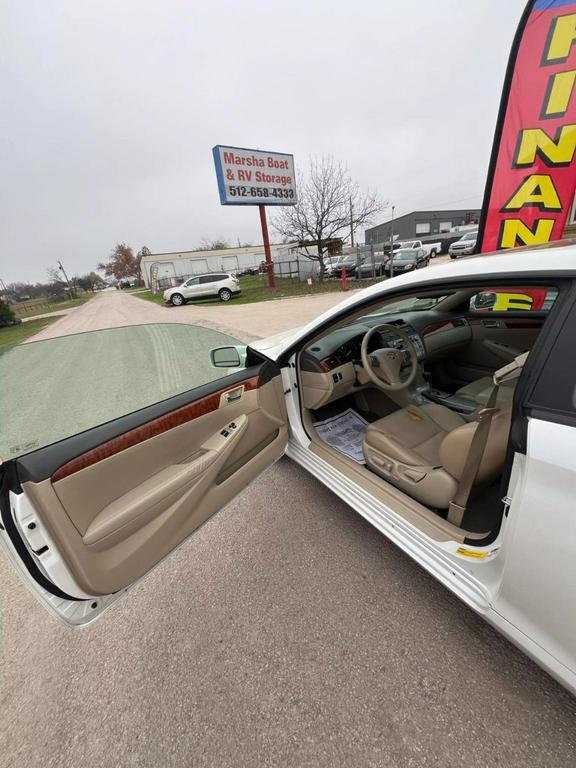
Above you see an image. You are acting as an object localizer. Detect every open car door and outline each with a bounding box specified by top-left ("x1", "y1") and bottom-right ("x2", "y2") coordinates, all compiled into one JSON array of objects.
[{"x1": 0, "y1": 323, "x2": 287, "y2": 625}]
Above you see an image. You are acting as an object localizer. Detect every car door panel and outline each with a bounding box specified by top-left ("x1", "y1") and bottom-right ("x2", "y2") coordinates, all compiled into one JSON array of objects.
[
  {"x1": 444, "y1": 315, "x2": 544, "y2": 386},
  {"x1": 5, "y1": 364, "x2": 287, "y2": 597}
]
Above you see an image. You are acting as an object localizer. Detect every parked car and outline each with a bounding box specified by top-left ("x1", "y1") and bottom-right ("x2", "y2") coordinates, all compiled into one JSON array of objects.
[
  {"x1": 235, "y1": 266, "x2": 259, "y2": 277},
  {"x1": 332, "y1": 254, "x2": 366, "y2": 279},
  {"x1": 323, "y1": 255, "x2": 345, "y2": 277},
  {"x1": 386, "y1": 248, "x2": 430, "y2": 274},
  {"x1": 449, "y1": 231, "x2": 478, "y2": 258},
  {"x1": 420, "y1": 241, "x2": 443, "y2": 258},
  {"x1": 382, "y1": 241, "x2": 404, "y2": 255},
  {"x1": 163, "y1": 273, "x2": 241, "y2": 305},
  {"x1": 398, "y1": 239, "x2": 423, "y2": 250},
  {"x1": 356, "y1": 252, "x2": 390, "y2": 278},
  {"x1": 5, "y1": 243, "x2": 576, "y2": 696}
]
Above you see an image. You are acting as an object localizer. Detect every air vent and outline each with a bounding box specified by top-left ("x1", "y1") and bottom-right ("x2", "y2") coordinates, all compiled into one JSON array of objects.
[
  {"x1": 389, "y1": 319, "x2": 406, "y2": 326},
  {"x1": 324, "y1": 355, "x2": 341, "y2": 370}
]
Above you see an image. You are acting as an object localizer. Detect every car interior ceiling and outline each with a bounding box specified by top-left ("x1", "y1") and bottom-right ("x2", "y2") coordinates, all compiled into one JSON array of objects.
[{"x1": 296, "y1": 285, "x2": 555, "y2": 544}]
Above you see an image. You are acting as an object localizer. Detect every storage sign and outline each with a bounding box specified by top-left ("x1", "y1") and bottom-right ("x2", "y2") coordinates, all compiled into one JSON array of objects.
[{"x1": 212, "y1": 145, "x2": 297, "y2": 206}]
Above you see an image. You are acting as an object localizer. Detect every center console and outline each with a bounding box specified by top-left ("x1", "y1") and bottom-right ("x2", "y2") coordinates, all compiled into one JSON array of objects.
[{"x1": 421, "y1": 387, "x2": 478, "y2": 415}]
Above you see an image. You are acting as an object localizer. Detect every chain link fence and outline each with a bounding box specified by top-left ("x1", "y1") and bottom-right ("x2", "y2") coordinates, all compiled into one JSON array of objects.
[{"x1": 152, "y1": 240, "x2": 446, "y2": 290}]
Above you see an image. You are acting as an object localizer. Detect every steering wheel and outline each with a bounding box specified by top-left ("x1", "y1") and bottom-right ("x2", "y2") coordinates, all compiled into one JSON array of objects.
[{"x1": 360, "y1": 324, "x2": 419, "y2": 392}]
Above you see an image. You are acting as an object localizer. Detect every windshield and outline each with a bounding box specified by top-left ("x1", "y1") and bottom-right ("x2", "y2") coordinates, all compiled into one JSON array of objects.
[
  {"x1": 462, "y1": 232, "x2": 478, "y2": 241},
  {"x1": 393, "y1": 251, "x2": 415, "y2": 261},
  {"x1": 359, "y1": 295, "x2": 449, "y2": 319}
]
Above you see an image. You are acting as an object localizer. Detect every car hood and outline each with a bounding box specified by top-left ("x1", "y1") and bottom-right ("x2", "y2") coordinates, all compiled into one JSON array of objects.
[{"x1": 250, "y1": 326, "x2": 304, "y2": 355}]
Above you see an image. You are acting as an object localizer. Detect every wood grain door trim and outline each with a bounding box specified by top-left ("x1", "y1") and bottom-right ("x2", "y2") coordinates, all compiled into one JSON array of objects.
[{"x1": 51, "y1": 376, "x2": 260, "y2": 483}]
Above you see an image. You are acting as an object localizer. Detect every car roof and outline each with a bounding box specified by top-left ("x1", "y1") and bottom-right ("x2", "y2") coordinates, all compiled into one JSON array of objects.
[{"x1": 184, "y1": 272, "x2": 228, "y2": 278}]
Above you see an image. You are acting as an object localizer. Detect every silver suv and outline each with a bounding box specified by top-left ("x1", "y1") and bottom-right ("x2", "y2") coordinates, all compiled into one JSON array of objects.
[
  {"x1": 449, "y1": 231, "x2": 478, "y2": 258},
  {"x1": 163, "y1": 273, "x2": 241, "y2": 305}
]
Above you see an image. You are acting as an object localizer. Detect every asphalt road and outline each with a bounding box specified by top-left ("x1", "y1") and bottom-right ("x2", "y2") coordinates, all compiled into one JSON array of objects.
[{"x1": 1, "y1": 290, "x2": 575, "y2": 767}]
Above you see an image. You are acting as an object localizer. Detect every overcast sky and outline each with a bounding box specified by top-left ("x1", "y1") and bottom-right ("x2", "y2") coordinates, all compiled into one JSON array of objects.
[{"x1": 1, "y1": 0, "x2": 527, "y2": 284}]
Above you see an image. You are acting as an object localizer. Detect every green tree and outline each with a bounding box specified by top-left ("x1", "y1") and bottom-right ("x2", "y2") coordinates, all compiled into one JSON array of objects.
[
  {"x1": 76, "y1": 272, "x2": 107, "y2": 292},
  {"x1": 0, "y1": 300, "x2": 19, "y2": 327},
  {"x1": 98, "y1": 243, "x2": 141, "y2": 282}
]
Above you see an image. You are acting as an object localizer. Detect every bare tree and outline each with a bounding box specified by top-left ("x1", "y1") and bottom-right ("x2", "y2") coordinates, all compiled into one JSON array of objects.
[
  {"x1": 196, "y1": 238, "x2": 230, "y2": 251},
  {"x1": 272, "y1": 155, "x2": 386, "y2": 279}
]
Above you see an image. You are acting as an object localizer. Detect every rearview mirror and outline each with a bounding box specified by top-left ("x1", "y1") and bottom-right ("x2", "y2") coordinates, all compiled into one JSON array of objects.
[{"x1": 210, "y1": 345, "x2": 246, "y2": 369}]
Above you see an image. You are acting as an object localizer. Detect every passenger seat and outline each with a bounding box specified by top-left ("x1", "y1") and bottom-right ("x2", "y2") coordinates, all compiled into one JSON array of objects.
[{"x1": 456, "y1": 377, "x2": 516, "y2": 407}]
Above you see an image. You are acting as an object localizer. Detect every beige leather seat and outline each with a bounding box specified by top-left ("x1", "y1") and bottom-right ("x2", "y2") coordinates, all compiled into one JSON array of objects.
[
  {"x1": 456, "y1": 377, "x2": 516, "y2": 407},
  {"x1": 363, "y1": 402, "x2": 511, "y2": 509}
]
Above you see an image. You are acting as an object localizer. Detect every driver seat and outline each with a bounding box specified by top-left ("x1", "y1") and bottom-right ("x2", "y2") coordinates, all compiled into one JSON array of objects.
[{"x1": 363, "y1": 402, "x2": 511, "y2": 510}]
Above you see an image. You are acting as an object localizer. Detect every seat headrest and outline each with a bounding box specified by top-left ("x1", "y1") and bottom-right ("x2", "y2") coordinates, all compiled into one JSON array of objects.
[{"x1": 493, "y1": 351, "x2": 529, "y2": 386}]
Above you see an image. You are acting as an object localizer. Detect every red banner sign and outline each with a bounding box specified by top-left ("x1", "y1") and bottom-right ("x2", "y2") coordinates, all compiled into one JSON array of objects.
[{"x1": 478, "y1": 0, "x2": 576, "y2": 253}]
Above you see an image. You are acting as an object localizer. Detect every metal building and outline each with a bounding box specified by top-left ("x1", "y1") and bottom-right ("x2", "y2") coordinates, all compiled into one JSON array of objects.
[
  {"x1": 139, "y1": 243, "x2": 321, "y2": 288},
  {"x1": 365, "y1": 209, "x2": 482, "y2": 245}
]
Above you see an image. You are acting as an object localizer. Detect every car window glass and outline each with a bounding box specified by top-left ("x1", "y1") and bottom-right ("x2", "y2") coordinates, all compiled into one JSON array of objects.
[
  {"x1": 469, "y1": 286, "x2": 558, "y2": 312},
  {"x1": 527, "y1": 293, "x2": 575, "y2": 421},
  {"x1": 199, "y1": 275, "x2": 214, "y2": 284},
  {"x1": 1, "y1": 323, "x2": 244, "y2": 459}
]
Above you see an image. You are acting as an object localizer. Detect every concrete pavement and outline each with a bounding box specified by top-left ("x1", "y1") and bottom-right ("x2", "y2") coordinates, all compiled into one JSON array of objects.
[
  {"x1": 1, "y1": 288, "x2": 575, "y2": 767},
  {"x1": 25, "y1": 286, "x2": 362, "y2": 344},
  {"x1": 2, "y1": 460, "x2": 575, "y2": 767}
]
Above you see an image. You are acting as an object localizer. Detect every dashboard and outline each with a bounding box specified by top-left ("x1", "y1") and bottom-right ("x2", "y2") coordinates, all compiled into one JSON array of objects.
[
  {"x1": 302, "y1": 317, "x2": 432, "y2": 373},
  {"x1": 298, "y1": 308, "x2": 475, "y2": 411}
]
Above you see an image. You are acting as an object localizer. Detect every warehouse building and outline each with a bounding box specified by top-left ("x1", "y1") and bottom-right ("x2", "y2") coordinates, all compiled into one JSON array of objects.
[
  {"x1": 365, "y1": 209, "x2": 482, "y2": 245},
  {"x1": 139, "y1": 242, "x2": 322, "y2": 288}
]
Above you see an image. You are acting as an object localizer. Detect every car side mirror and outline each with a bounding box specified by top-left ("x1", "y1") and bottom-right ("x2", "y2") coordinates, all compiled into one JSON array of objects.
[
  {"x1": 471, "y1": 293, "x2": 496, "y2": 311},
  {"x1": 210, "y1": 345, "x2": 246, "y2": 369}
]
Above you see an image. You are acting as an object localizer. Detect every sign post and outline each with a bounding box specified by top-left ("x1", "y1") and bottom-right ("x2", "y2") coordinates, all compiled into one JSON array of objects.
[
  {"x1": 212, "y1": 145, "x2": 297, "y2": 289},
  {"x1": 258, "y1": 204, "x2": 275, "y2": 288}
]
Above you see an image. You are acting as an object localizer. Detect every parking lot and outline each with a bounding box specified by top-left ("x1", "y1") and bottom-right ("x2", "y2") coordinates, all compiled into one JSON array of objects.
[{"x1": 2, "y1": 288, "x2": 576, "y2": 768}]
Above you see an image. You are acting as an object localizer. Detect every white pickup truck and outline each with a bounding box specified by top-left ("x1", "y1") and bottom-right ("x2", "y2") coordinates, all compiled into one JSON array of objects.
[{"x1": 399, "y1": 240, "x2": 443, "y2": 258}]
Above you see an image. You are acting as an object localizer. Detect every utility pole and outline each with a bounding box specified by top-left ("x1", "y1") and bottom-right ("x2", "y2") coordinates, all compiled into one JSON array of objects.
[
  {"x1": 57, "y1": 260, "x2": 74, "y2": 300},
  {"x1": 349, "y1": 196, "x2": 355, "y2": 247},
  {"x1": 389, "y1": 205, "x2": 395, "y2": 280}
]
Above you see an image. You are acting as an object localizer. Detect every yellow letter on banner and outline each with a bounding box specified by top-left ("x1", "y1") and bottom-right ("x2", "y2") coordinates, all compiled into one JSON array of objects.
[
  {"x1": 542, "y1": 71, "x2": 576, "y2": 118},
  {"x1": 515, "y1": 125, "x2": 576, "y2": 167},
  {"x1": 499, "y1": 219, "x2": 555, "y2": 249},
  {"x1": 544, "y1": 14, "x2": 576, "y2": 64},
  {"x1": 503, "y1": 175, "x2": 562, "y2": 211}
]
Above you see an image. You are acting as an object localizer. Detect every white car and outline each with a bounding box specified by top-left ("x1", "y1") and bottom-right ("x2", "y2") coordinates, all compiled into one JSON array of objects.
[
  {"x1": 322, "y1": 255, "x2": 344, "y2": 277},
  {"x1": 2, "y1": 244, "x2": 576, "y2": 696},
  {"x1": 163, "y1": 272, "x2": 240, "y2": 304},
  {"x1": 449, "y1": 231, "x2": 478, "y2": 258}
]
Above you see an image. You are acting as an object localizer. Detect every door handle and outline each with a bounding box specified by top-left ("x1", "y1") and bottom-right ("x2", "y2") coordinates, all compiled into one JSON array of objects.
[{"x1": 219, "y1": 385, "x2": 245, "y2": 408}]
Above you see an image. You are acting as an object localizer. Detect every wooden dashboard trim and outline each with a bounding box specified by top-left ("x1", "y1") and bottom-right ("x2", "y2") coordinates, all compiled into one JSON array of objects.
[
  {"x1": 51, "y1": 376, "x2": 260, "y2": 483},
  {"x1": 422, "y1": 320, "x2": 453, "y2": 336}
]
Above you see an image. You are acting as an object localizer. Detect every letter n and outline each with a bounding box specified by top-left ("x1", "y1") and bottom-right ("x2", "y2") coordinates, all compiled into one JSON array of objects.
[
  {"x1": 498, "y1": 219, "x2": 555, "y2": 249},
  {"x1": 514, "y1": 126, "x2": 576, "y2": 168}
]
